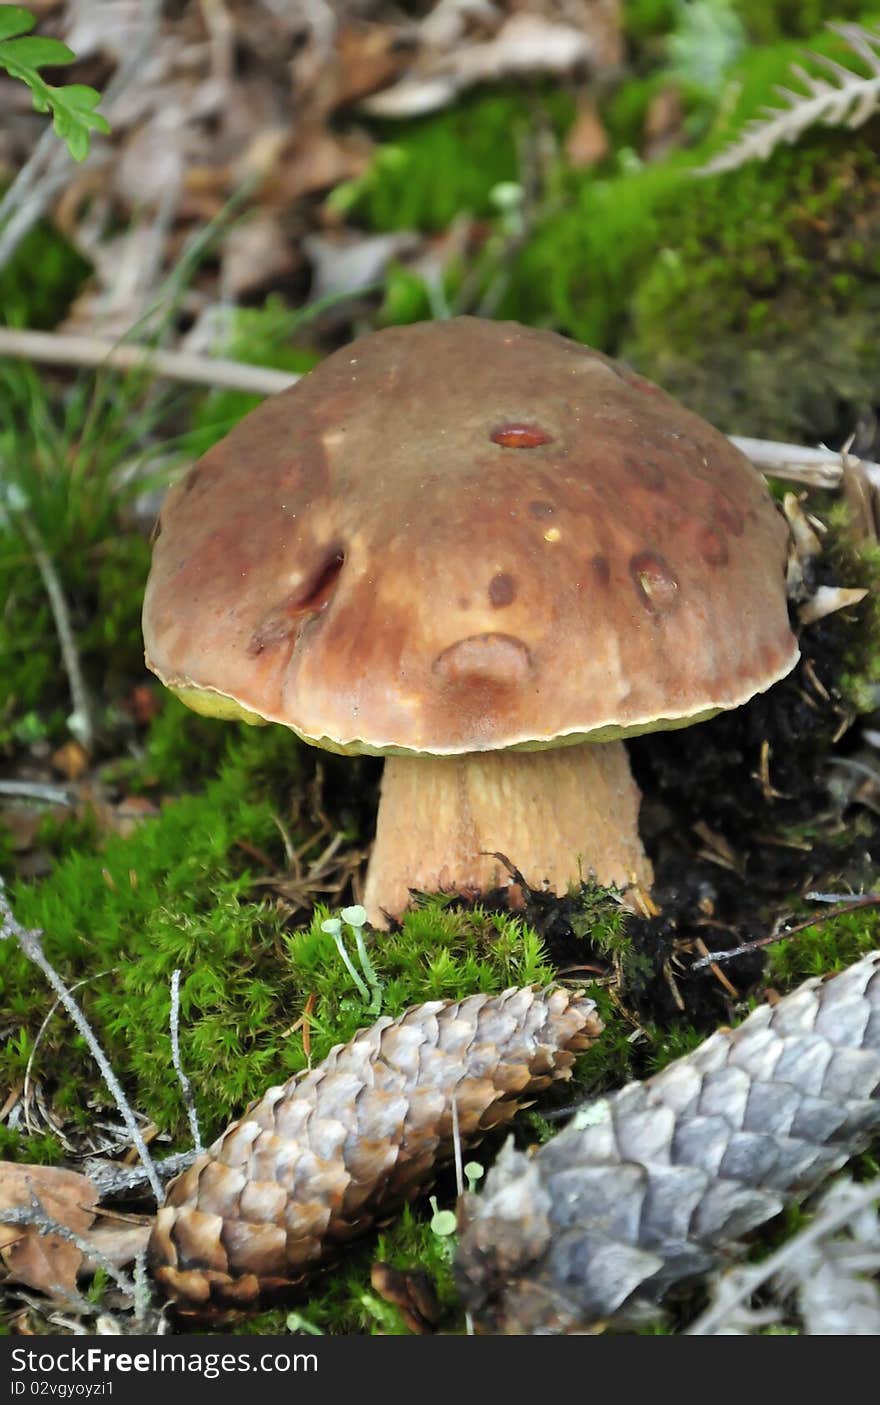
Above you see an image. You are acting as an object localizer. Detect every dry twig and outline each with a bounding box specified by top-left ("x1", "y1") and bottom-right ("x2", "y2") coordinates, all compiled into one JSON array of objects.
[
  {"x1": 0, "y1": 326, "x2": 875, "y2": 497},
  {"x1": 169, "y1": 970, "x2": 203, "y2": 1154},
  {"x1": 0, "y1": 877, "x2": 163, "y2": 1206},
  {"x1": 692, "y1": 892, "x2": 880, "y2": 969}
]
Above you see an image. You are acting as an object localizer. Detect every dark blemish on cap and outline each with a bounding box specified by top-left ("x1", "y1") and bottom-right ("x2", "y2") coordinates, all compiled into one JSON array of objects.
[
  {"x1": 488, "y1": 572, "x2": 517, "y2": 608},
  {"x1": 529, "y1": 500, "x2": 555, "y2": 518},
  {"x1": 248, "y1": 549, "x2": 345, "y2": 655},
  {"x1": 713, "y1": 494, "x2": 745, "y2": 537},
  {"x1": 698, "y1": 525, "x2": 729, "y2": 567},
  {"x1": 624, "y1": 453, "x2": 666, "y2": 491},
  {"x1": 591, "y1": 554, "x2": 611, "y2": 586},
  {"x1": 491, "y1": 423, "x2": 553, "y2": 449},
  {"x1": 630, "y1": 550, "x2": 680, "y2": 615}
]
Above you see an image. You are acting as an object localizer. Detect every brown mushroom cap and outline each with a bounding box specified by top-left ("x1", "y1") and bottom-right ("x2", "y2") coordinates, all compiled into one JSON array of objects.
[{"x1": 143, "y1": 318, "x2": 798, "y2": 755}]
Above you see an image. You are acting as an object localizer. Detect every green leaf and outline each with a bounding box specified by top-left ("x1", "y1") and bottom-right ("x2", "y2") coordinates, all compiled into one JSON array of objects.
[
  {"x1": 0, "y1": 35, "x2": 75, "y2": 67},
  {"x1": 0, "y1": 7, "x2": 34, "y2": 43},
  {"x1": 0, "y1": 5, "x2": 109, "y2": 161}
]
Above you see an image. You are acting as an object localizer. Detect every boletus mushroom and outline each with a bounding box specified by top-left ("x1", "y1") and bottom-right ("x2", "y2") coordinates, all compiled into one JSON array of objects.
[{"x1": 142, "y1": 318, "x2": 799, "y2": 925}]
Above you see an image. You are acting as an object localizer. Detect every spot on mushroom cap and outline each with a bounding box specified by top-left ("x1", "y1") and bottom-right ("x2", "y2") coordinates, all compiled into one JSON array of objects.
[{"x1": 142, "y1": 318, "x2": 799, "y2": 756}]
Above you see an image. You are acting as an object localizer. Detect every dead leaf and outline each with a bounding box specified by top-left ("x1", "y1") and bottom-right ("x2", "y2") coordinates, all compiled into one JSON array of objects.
[
  {"x1": 0, "y1": 1162, "x2": 99, "y2": 1300},
  {"x1": 121, "y1": 684, "x2": 163, "y2": 727},
  {"x1": 564, "y1": 94, "x2": 609, "y2": 168},
  {"x1": 360, "y1": 13, "x2": 595, "y2": 118},
  {"x1": 332, "y1": 23, "x2": 417, "y2": 107},
  {"x1": 83, "y1": 1220, "x2": 152, "y2": 1271},
  {"x1": 303, "y1": 230, "x2": 421, "y2": 303},
  {"x1": 51, "y1": 741, "x2": 90, "y2": 782},
  {"x1": 370, "y1": 1261, "x2": 441, "y2": 1333},
  {"x1": 643, "y1": 84, "x2": 684, "y2": 162}
]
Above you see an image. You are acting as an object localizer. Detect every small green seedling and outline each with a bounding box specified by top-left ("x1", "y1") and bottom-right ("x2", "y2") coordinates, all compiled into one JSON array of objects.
[
  {"x1": 320, "y1": 906, "x2": 383, "y2": 1012},
  {"x1": 285, "y1": 1311, "x2": 324, "y2": 1336},
  {"x1": 0, "y1": 6, "x2": 109, "y2": 160},
  {"x1": 429, "y1": 1196, "x2": 457, "y2": 1238},
  {"x1": 464, "y1": 1160, "x2": 484, "y2": 1193},
  {"x1": 489, "y1": 180, "x2": 525, "y2": 237}
]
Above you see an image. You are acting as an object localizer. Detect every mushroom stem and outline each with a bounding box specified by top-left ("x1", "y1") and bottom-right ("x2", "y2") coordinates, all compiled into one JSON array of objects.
[{"x1": 363, "y1": 741, "x2": 653, "y2": 927}]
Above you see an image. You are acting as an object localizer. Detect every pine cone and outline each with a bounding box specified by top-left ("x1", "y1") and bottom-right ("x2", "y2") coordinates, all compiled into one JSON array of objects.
[
  {"x1": 455, "y1": 951, "x2": 880, "y2": 1333},
  {"x1": 149, "y1": 985, "x2": 601, "y2": 1306}
]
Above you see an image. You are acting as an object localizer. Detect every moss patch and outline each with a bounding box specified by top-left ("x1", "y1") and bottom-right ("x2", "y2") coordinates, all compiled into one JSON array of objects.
[{"x1": 331, "y1": 86, "x2": 574, "y2": 234}]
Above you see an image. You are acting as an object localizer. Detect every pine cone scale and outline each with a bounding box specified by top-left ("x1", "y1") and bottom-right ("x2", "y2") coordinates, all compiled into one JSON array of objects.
[
  {"x1": 150, "y1": 985, "x2": 601, "y2": 1307},
  {"x1": 456, "y1": 953, "x2": 880, "y2": 1333}
]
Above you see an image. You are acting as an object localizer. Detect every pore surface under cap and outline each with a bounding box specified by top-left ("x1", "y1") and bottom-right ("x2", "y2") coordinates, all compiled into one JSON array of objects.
[{"x1": 143, "y1": 318, "x2": 799, "y2": 755}]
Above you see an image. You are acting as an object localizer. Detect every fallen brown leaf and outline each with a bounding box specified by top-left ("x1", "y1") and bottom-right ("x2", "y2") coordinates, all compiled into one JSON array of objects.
[
  {"x1": 564, "y1": 94, "x2": 609, "y2": 168},
  {"x1": 83, "y1": 1220, "x2": 153, "y2": 1272},
  {"x1": 0, "y1": 1162, "x2": 98, "y2": 1300},
  {"x1": 51, "y1": 741, "x2": 90, "y2": 782},
  {"x1": 370, "y1": 1261, "x2": 441, "y2": 1334}
]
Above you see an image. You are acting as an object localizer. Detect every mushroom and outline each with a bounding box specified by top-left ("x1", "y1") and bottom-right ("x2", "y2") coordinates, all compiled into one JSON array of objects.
[{"x1": 142, "y1": 318, "x2": 799, "y2": 925}]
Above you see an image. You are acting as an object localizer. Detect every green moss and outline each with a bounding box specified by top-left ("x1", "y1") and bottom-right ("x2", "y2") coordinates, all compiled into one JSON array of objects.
[
  {"x1": 285, "y1": 899, "x2": 556, "y2": 1065},
  {"x1": 766, "y1": 901, "x2": 880, "y2": 985},
  {"x1": 0, "y1": 725, "x2": 300, "y2": 1137},
  {"x1": 236, "y1": 1206, "x2": 464, "y2": 1336},
  {"x1": 0, "y1": 779, "x2": 564, "y2": 1148},
  {"x1": 136, "y1": 693, "x2": 237, "y2": 792},
  {"x1": 0, "y1": 215, "x2": 90, "y2": 328},
  {"x1": 732, "y1": 0, "x2": 866, "y2": 43},
  {"x1": 0, "y1": 527, "x2": 153, "y2": 750},
  {"x1": 823, "y1": 505, "x2": 880, "y2": 713},
  {"x1": 499, "y1": 49, "x2": 880, "y2": 439},
  {"x1": 501, "y1": 156, "x2": 686, "y2": 350},
  {"x1": 0, "y1": 1125, "x2": 65, "y2": 1165},
  {"x1": 624, "y1": 0, "x2": 679, "y2": 43},
  {"x1": 304, "y1": 1207, "x2": 462, "y2": 1335},
  {"x1": 329, "y1": 87, "x2": 574, "y2": 235},
  {"x1": 490, "y1": 14, "x2": 880, "y2": 441},
  {"x1": 624, "y1": 125, "x2": 880, "y2": 438}
]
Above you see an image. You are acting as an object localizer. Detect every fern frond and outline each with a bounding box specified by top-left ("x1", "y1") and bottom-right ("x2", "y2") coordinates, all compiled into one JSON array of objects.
[{"x1": 696, "y1": 23, "x2": 880, "y2": 176}]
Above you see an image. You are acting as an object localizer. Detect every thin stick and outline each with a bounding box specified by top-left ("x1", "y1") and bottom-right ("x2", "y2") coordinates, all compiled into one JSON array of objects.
[
  {"x1": 728, "y1": 435, "x2": 877, "y2": 488},
  {"x1": 448, "y1": 1094, "x2": 476, "y2": 1336},
  {"x1": 83, "y1": 1150, "x2": 198, "y2": 1200},
  {"x1": 691, "y1": 893, "x2": 880, "y2": 969},
  {"x1": 169, "y1": 969, "x2": 203, "y2": 1153},
  {"x1": 0, "y1": 327, "x2": 295, "y2": 394},
  {"x1": 2, "y1": 325, "x2": 877, "y2": 494},
  {"x1": 11, "y1": 511, "x2": 95, "y2": 751},
  {"x1": 0, "y1": 878, "x2": 164, "y2": 1206},
  {"x1": 0, "y1": 780, "x2": 73, "y2": 805}
]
